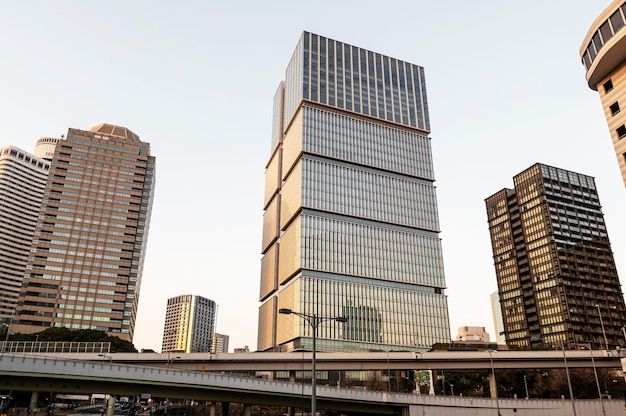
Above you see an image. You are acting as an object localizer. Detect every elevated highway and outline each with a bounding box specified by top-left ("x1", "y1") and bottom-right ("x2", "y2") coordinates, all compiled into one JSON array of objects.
[
  {"x1": 52, "y1": 349, "x2": 625, "y2": 372},
  {"x1": 0, "y1": 352, "x2": 623, "y2": 416}
]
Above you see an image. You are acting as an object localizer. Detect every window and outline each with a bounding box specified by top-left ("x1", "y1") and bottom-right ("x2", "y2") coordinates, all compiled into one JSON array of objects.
[
  {"x1": 610, "y1": 102, "x2": 620, "y2": 115},
  {"x1": 604, "y1": 79, "x2": 614, "y2": 93},
  {"x1": 616, "y1": 125, "x2": 626, "y2": 139}
]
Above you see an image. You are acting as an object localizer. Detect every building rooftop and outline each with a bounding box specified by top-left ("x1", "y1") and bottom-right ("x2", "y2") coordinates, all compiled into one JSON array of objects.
[{"x1": 90, "y1": 123, "x2": 140, "y2": 142}]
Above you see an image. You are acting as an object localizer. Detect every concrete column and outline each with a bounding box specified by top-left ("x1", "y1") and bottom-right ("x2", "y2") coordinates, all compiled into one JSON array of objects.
[
  {"x1": 209, "y1": 404, "x2": 216, "y2": 416},
  {"x1": 242, "y1": 404, "x2": 251, "y2": 416},
  {"x1": 488, "y1": 372, "x2": 497, "y2": 399},
  {"x1": 106, "y1": 395, "x2": 115, "y2": 416},
  {"x1": 29, "y1": 392, "x2": 39, "y2": 412},
  {"x1": 287, "y1": 369, "x2": 297, "y2": 416}
]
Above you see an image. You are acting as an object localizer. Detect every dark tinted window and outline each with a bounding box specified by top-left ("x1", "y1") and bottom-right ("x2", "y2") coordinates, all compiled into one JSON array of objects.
[
  {"x1": 600, "y1": 21, "x2": 613, "y2": 43},
  {"x1": 610, "y1": 10, "x2": 624, "y2": 33}
]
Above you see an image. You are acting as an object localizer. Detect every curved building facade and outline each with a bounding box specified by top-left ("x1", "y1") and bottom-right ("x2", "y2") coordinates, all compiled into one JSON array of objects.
[
  {"x1": 258, "y1": 32, "x2": 450, "y2": 353},
  {"x1": 0, "y1": 147, "x2": 50, "y2": 321},
  {"x1": 580, "y1": 1, "x2": 626, "y2": 187}
]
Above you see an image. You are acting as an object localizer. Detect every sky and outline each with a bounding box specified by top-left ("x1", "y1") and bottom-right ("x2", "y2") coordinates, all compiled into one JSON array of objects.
[{"x1": 1, "y1": 1, "x2": 624, "y2": 352}]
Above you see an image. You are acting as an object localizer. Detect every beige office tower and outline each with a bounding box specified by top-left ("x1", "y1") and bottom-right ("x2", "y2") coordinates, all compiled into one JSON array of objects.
[
  {"x1": 10, "y1": 124, "x2": 156, "y2": 342},
  {"x1": 211, "y1": 332, "x2": 229, "y2": 353},
  {"x1": 0, "y1": 146, "x2": 52, "y2": 322},
  {"x1": 581, "y1": 0, "x2": 626, "y2": 186},
  {"x1": 162, "y1": 295, "x2": 217, "y2": 353},
  {"x1": 258, "y1": 32, "x2": 450, "y2": 352}
]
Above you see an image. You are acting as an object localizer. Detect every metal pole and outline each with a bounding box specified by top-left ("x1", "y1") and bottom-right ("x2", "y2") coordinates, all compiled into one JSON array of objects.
[
  {"x1": 487, "y1": 350, "x2": 500, "y2": 416},
  {"x1": 311, "y1": 315, "x2": 317, "y2": 416},
  {"x1": 582, "y1": 343, "x2": 606, "y2": 416},
  {"x1": 560, "y1": 341, "x2": 578, "y2": 416},
  {"x1": 523, "y1": 374, "x2": 529, "y2": 399},
  {"x1": 279, "y1": 309, "x2": 346, "y2": 416},
  {"x1": 596, "y1": 304, "x2": 609, "y2": 351}
]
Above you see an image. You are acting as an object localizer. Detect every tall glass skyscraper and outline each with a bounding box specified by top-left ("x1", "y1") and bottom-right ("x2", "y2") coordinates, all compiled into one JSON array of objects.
[{"x1": 258, "y1": 32, "x2": 450, "y2": 352}]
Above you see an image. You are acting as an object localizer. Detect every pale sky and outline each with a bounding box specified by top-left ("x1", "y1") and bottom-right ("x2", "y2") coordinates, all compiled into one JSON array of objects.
[{"x1": 1, "y1": 1, "x2": 624, "y2": 352}]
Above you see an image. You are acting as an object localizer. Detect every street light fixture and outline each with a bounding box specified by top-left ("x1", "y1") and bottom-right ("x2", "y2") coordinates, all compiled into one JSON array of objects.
[
  {"x1": 279, "y1": 308, "x2": 347, "y2": 416},
  {"x1": 595, "y1": 304, "x2": 609, "y2": 351},
  {"x1": 580, "y1": 343, "x2": 606, "y2": 416},
  {"x1": 486, "y1": 349, "x2": 501, "y2": 416}
]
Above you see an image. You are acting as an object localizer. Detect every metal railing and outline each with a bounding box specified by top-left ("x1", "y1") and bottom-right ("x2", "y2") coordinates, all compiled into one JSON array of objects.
[{"x1": 0, "y1": 341, "x2": 111, "y2": 354}]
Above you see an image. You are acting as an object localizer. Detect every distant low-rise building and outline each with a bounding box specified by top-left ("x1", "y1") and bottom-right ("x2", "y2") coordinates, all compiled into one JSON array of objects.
[{"x1": 456, "y1": 326, "x2": 490, "y2": 342}]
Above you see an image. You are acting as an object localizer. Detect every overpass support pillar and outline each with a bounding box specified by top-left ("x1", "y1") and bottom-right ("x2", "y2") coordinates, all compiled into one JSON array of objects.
[
  {"x1": 221, "y1": 402, "x2": 229, "y2": 416},
  {"x1": 488, "y1": 372, "x2": 497, "y2": 399},
  {"x1": 209, "y1": 403, "x2": 216, "y2": 416},
  {"x1": 242, "y1": 404, "x2": 251, "y2": 416},
  {"x1": 106, "y1": 395, "x2": 115, "y2": 416},
  {"x1": 28, "y1": 392, "x2": 38, "y2": 412}
]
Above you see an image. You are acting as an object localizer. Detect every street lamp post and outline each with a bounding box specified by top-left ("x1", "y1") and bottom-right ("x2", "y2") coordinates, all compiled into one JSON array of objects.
[
  {"x1": 580, "y1": 343, "x2": 606, "y2": 416},
  {"x1": 279, "y1": 308, "x2": 347, "y2": 416},
  {"x1": 559, "y1": 340, "x2": 578, "y2": 416},
  {"x1": 487, "y1": 350, "x2": 500, "y2": 416},
  {"x1": 595, "y1": 304, "x2": 609, "y2": 351}
]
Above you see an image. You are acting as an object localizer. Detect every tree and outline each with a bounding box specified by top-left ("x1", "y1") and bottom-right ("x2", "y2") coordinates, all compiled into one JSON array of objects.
[{"x1": 9, "y1": 328, "x2": 137, "y2": 352}]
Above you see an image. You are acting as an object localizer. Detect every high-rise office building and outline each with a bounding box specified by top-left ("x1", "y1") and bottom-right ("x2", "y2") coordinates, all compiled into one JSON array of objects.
[
  {"x1": 485, "y1": 163, "x2": 626, "y2": 350},
  {"x1": 0, "y1": 145, "x2": 51, "y2": 321},
  {"x1": 580, "y1": 0, "x2": 626, "y2": 187},
  {"x1": 10, "y1": 124, "x2": 156, "y2": 342},
  {"x1": 162, "y1": 295, "x2": 217, "y2": 353},
  {"x1": 258, "y1": 32, "x2": 450, "y2": 352},
  {"x1": 211, "y1": 332, "x2": 229, "y2": 353}
]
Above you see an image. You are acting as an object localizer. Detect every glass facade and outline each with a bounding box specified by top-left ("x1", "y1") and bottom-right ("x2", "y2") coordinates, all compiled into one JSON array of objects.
[
  {"x1": 259, "y1": 32, "x2": 450, "y2": 352},
  {"x1": 486, "y1": 163, "x2": 626, "y2": 350},
  {"x1": 11, "y1": 124, "x2": 155, "y2": 342}
]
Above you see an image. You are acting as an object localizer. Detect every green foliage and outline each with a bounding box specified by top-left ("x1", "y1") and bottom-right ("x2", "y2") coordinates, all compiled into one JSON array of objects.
[{"x1": 8, "y1": 328, "x2": 137, "y2": 352}]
